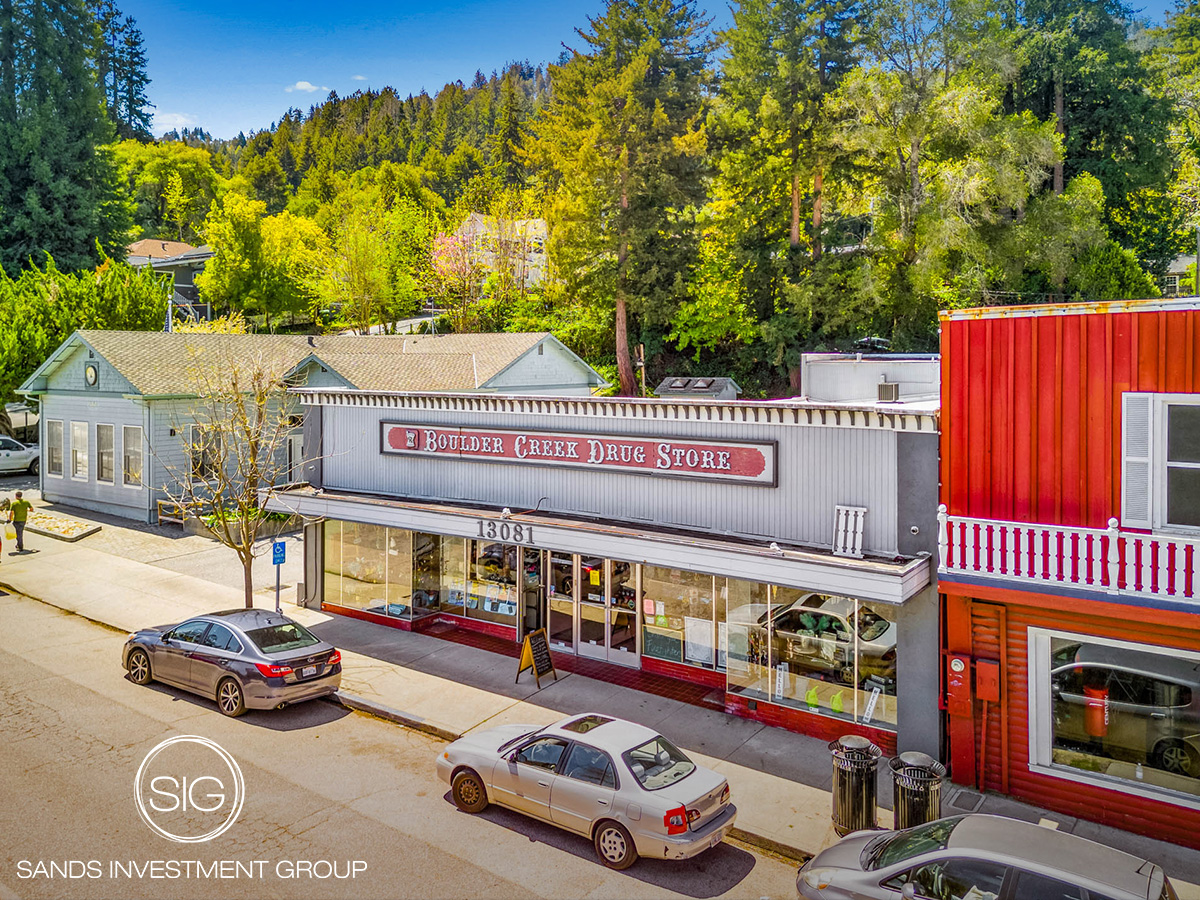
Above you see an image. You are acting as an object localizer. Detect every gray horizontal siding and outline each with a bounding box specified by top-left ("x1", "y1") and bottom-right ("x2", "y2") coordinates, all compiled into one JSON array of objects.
[
  {"x1": 318, "y1": 405, "x2": 903, "y2": 554},
  {"x1": 39, "y1": 396, "x2": 149, "y2": 518},
  {"x1": 44, "y1": 343, "x2": 136, "y2": 394}
]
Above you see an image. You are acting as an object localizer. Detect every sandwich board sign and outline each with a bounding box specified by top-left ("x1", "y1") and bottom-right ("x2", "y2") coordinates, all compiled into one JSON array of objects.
[{"x1": 516, "y1": 628, "x2": 557, "y2": 688}]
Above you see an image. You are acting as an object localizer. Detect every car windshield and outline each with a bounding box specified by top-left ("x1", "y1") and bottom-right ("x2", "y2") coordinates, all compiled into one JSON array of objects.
[
  {"x1": 245, "y1": 621, "x2": 320, "y2": 654},
  {"x1": 498, "y1": 729, "x2": 539, "y2": 754},
  {"x1": 622, "y1": 736, "x2": 695, "y2": 790},
  {"x1": 856, "y1": 610, "x2": 889, "y2": 641},
  {"x1": 862, "y1": 817, "x2": 964, "y2": 870}
]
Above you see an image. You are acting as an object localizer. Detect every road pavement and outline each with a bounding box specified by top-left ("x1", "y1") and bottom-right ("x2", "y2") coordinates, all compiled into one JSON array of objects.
[{"x1": 0, "y1": 590, "x2": 801, "y2": 900}]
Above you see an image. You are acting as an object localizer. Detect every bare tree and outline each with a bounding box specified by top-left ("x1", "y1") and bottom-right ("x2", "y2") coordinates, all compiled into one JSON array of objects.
[{"x1": 159, "y1": 345, "x2": 300, "y2": 608}]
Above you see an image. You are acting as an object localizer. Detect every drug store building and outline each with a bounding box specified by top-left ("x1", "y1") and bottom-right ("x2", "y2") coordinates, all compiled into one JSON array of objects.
[
  {"x1": 939, "y1": 297, "x2": 1200, "y2": 849},
  {"x1": 270, "y1": 382, "x2": 941, "y2": 754}
]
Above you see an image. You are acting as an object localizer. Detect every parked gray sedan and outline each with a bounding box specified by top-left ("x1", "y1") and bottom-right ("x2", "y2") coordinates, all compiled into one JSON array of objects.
[
  {"x1": 436, "y1": 713, "x2": 736, "y2": 869},
  {"x1": 797, "y1": 815, "x2": 1176, "y2": 900},
  {"x1": 122, "y1": 609, "x2": 341, "y2": 717}
]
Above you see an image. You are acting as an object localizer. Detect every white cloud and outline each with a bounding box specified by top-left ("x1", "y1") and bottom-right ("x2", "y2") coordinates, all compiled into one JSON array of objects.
[
  {"x1": 352, "y1": 74, "x2": 367, "y2": 81},
  {"x1": 286, "y1": 80, "x2": 328, "y2": 93},
  {"x1": 153, "y1": 112, "x2": 198, "y2": 133}
]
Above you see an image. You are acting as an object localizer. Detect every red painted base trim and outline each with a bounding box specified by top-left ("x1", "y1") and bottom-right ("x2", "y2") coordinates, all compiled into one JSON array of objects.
[
  {"x1": 433, "y1": 612, "x2": 519, "y2": 641},
  {"x1": 725, "y1": 694, "x2": 898, "y2": 755},
  {"x1": 322, "y1": 603, "x2": 414, "y2": 631},
  {"x1": 642, "y1": 656, "x2": 726, "y2": 690}
]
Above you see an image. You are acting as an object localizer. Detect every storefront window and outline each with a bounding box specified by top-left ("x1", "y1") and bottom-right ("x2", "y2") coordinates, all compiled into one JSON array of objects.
[
  {"x1": 642, "y1": 566, "x2": 716, "y2": 668},
  {"x1": 411, "y1": 532, "x2": 443, "y2": 617},
  {"x1": 439, "y1": 536, "x2": 468, "y2": 615},
  {"x1": 322, "y1": 522, "x2": 452, "y2": 620},
  {"x1": 466, "y1": 540, "x2": 519, "y2": 625},
  {"x1": 726, "y1": 583, "x2": 898, "y2": 730},
  {"x1": 1046, "y1": 636, "x2": 1200, "y2": 797}
]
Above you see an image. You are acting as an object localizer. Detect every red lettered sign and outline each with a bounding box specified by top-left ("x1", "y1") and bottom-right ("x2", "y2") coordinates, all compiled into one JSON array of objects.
[{"x1": 380, "y1": 423, "x2": 777, "y2": 486}]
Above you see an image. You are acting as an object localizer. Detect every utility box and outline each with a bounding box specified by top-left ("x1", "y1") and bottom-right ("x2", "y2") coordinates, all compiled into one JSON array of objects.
[{"x1": 976, "y1": 659, "x2": 1002, "y2": 703}]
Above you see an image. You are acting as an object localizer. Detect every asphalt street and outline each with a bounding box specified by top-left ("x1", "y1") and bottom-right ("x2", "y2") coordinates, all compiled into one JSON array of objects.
[{"x1": 0, "y1": 590, "x2": 801, "y2": 900}]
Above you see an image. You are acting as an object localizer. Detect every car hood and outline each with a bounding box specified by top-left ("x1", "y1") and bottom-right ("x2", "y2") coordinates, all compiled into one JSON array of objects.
[
  {"x1": 451, "y1": 723, "x2": 541, "y2": 755},
  {"x1": 807, "y1": 830, "x2": 877, "y2": 872}
]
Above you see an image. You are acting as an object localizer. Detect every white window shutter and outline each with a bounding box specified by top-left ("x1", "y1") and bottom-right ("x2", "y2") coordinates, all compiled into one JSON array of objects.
[{"x1": 1122, "y1": 393, "x2": 1153, "y2": 529}]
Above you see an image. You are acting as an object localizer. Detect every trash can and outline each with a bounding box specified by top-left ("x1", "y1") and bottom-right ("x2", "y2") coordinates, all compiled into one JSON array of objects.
[
  {"x1": 829, "y1": 735, "x2": 883, "y2": 836},
  {"x1": 889, "y1": 751, "x2": 947, "y2": 830}
]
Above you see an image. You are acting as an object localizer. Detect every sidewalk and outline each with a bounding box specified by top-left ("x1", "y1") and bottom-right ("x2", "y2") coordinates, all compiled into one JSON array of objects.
[{"x1": 4, "y1": 497, "x2": 1200, "y2": 894}]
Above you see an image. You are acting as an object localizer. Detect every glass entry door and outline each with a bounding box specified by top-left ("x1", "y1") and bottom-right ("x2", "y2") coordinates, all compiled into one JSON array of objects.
[
  {"x1": 578, "y1": 559, "x2": 640, "y2": 667},
  {"x1": 546, "y1": 552, "x2": 575, "y2": 651}
]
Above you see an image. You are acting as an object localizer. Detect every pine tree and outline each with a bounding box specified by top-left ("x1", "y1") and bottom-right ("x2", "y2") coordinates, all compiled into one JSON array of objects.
[
  {"x1": 113, "y1": 13, "x2": 151, "y2": 139},
  {"x1": 490, "y1": 72, "x2": 523, "y2": 186},
  {"x1": 529, "y1": 0, "x2": 713, "y2": 394},
  {"x1": 0, "y1": 0, "x2": 130, "y2": 274}
]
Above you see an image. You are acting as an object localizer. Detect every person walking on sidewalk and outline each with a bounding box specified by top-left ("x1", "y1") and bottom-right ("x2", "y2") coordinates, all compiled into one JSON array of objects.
[
  {"x1": 9, "y1": 491, "x2": 32, "y2": 552},
  {"x1": 0, "y1": 498, "x2": 7, "y2": 559}
]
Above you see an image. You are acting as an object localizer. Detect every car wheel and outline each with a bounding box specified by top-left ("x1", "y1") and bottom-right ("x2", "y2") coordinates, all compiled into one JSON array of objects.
[
  {"x1": 451, "y1": 769, "x2": 489, "y2": 813},
  {"x1": 127, "y1": 649, "x2": 152, "y2": 685},
  {"x1": 1154, "y1": 739, "x2": 1200, "y2": 777},
  {"x1": 28, "y1": 457, "x2": 38, "y2": 475},
  {"x1": 593, "y1": 820, "x2": 638, "y2": 870},
  {"x1": 216, "y1": 678, "x2": 246, "y2": 717}
]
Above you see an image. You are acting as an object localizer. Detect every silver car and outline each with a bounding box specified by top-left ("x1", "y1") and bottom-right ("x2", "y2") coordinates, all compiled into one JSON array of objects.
[
  {"x1": 436, "y1": 712, "x2": 737, "y2": 869},
  {"x1": 122, "y1": 609, "x2": 342, "y2": 717},
  {"x1": 796, "y1": 814, "x2": 1176, "y2": 900}
]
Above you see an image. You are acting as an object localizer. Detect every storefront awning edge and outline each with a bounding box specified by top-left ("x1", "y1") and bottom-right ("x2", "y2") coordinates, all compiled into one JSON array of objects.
[{"x1": 266, "y1": 490, "x2": 930, "y2": 605}]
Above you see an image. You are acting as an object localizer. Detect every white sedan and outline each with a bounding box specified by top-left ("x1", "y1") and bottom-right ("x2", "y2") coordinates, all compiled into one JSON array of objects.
[
  {"x1": 437, "y1": 712, "x2": 737, "y2": 869},
  {"x1": 0, "y1": 435, "x2": 37, "y2": 474}
]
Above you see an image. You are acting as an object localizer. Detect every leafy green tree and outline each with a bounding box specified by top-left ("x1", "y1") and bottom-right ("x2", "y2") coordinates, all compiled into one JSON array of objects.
[
  {"x1": 0, "y1": 0, "x2": 131, "y2": 273},
  {"x1": 529, "y1": 0, "x2": 713, "y2": 394},
  {"x1": 111, "y1": 139, "x2": 224, "y2": 241},
  {"x1": 197, "y1": 194, "x2": 329, "y2": 330}
]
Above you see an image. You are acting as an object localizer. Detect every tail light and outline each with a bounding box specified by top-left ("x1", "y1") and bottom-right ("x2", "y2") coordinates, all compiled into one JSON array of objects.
[
  {"x1": 686, "y1": 809, "x2": 701, "y2": 824},
  {"x1": 720, "y1": 784, "x2": 730, "y2": 804},
  {"x1": 255, "y1": 662, "x2": 293, "y2": 678},
  {"x1": 328, "y1": 650, "x2": 342, "y2": 666},
  {"x1": 664, "y1": 806, "x2": 688, "y2": 835}
]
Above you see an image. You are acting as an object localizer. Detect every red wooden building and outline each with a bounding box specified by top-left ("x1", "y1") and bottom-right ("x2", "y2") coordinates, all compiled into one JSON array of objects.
[{"x1": 939, "y1": 298, "x2": 1200, "y2": 847}]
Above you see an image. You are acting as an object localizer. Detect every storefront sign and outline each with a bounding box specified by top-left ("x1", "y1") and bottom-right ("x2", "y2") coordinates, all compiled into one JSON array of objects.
[{"x1": 381, "y1": 423, "x2": 777, "y2": 485}]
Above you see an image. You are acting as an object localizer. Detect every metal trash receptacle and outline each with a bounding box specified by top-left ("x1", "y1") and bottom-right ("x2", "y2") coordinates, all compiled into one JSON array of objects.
[
  {"x1": 829, "y1": 735, "x2": 882, "y2": 836},
  {"x1": 889, "y1": 751, "x2": 947, "y2": 830}
]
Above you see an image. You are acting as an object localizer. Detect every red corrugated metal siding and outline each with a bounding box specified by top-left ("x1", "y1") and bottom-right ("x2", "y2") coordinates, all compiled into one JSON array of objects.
[
  {"x1": 971, "y1": 604, "x2": 1004, "y2": 792},
  {"x1": 940, "y1": 309, "x2": 1200, "y2": 526},
  {"x1": 996, "y1": 597, "x2": 1200, "y2": 848}
]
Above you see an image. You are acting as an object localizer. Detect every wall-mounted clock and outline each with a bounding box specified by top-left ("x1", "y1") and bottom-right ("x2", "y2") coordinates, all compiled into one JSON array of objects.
[{"x1": 84, "y1": 363, "x2": 99, "y2": 387}]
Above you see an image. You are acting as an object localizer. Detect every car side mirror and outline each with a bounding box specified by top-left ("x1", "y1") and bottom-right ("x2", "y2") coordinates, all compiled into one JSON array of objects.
[
  {"x1": 901, "y1": 884, "x2": 916, "y2": 900},
  {"x1": 506, "y1": 750, "x2": 519, "y2": 764}
]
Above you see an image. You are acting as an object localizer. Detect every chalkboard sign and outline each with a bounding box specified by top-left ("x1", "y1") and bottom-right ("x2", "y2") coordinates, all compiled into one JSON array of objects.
[
  {"x1": 643, "y1": 625, "x2": 683, "y2": 662},
  {"x1": 516, "y1": 628, "x2": 557, "y2": 688}
]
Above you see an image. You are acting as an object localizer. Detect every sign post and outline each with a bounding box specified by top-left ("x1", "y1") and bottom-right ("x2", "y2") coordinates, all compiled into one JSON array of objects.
[
  {"x1": 272, "y1": 541, "x2": 286, "y2": 614},
  {"x1": 516, "y1": 628, "x2": 557, "y2": 688}
]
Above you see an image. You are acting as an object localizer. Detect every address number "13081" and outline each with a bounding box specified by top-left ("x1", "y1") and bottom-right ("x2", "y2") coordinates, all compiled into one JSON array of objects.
[{"x1": 476, "y1": 519, "x2": 536, "y2": 544}]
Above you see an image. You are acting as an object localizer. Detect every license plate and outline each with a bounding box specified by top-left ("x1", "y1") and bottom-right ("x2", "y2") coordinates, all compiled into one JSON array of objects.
[
  {"x1": 710, "y1": 832, "x2": 722, "y2": 849},
  {"x1": 301, "y1": 665, "x2": 317, "y2": 677}
]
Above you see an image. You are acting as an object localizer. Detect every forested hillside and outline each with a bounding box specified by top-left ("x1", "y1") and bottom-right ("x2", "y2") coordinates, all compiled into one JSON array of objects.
[{"x1": 7, "y1": 0, "x2": 1200, "y2": 397}]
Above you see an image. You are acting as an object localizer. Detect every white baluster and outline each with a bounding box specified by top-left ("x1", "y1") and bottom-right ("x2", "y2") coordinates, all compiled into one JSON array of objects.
[
  {"x1": 1106, "y1": 518, "x2": 1119, "y2": 594},
  {"x1": 1085, "y1": 531, "x2": 1094, "y2": 587},
  {"x1": 1173, "y1": 537, "x2": 1187, "y2": 598},
  {"x1": 1005, "y1": 525, "x2": 1016, "y2": 576},
  {"x1": 1141, "y1": 536, "x2": 1154, "y2": 594},
  {"x1": 1018, "y1": 525, "x2": 1030, "y2": 578},
  {"x1": 1047, "y1": 528, "x2": 1058, "y2": 582},
  {"x1": 937, "y1": 504, "x2": 948, "y2": 572},
  {"x1": 1157, "y1": 536, "x2": 1170, "y2": 596},
  {"x1": 966, "y1": 521, "x2": 977, "y2": 573},
  {"x1": 1125, "y1": 533, "x2": 1139, "y2": 593}
]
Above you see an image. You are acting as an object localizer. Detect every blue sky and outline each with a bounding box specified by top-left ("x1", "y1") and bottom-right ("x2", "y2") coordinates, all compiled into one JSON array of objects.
[{"x1": 125, "y1": 0, "x2": 1180, "y2": 141}]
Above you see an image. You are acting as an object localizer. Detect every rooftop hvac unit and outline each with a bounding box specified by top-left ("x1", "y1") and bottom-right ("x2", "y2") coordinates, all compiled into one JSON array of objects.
[{"x1": 878, "y1": 381, "x2": 900, "y2": 402}]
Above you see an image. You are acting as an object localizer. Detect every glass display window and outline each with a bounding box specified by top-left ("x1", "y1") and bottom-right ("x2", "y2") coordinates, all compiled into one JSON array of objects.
[
  {"x1": 1031, "y1": 630, "x2": 1200, "y2": 802},
  {"x1": 411, "y1": 531, "x2": 443, "y2": 617},
  {"x1": 725, "y1": 582, "x2": 898, "y2": 731},
  {"x1": 641, "y1": 566, "x2": 716, "y2": 668},
  {"x1": 466, "y1": 539, "x2": 519, "y2": 625}
]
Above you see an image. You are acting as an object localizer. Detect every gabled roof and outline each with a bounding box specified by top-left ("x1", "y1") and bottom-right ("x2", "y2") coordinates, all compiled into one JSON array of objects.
[
  {"x1": 126, "y1": 239, "x2": 195, "y2": 260},
  {"x1": 19, "y1": 330, "x2": 604, "y2": 398}
]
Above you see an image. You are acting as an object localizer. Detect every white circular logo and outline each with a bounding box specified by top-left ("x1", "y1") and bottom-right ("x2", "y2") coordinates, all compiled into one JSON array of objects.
[{"x1": 134, "y1": 735, "x2": 245, "y2": 843}]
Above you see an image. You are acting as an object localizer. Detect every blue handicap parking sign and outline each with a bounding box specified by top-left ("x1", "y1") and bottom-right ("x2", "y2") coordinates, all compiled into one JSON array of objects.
[{"x1": 272, "y1": 541, "x2": 286, "y2": 565}]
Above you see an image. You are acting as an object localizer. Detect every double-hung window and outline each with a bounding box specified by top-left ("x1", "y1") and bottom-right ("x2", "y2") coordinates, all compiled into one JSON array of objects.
[
  {"x1": 96, "y1": 424, "x2": 114, "y2": 484},
  {"x1": 70, "y1": 421, "x2": 88, "y2": 480},
  {"x1": 1123, "y1": 394, "x2": 1200, "y2": 530},
  {"x1": 46, "y1": 420, "x2": 63, "y2": 476},
  {"x1": 122, "y1": 425, "x2": 143, "y2": 487}
]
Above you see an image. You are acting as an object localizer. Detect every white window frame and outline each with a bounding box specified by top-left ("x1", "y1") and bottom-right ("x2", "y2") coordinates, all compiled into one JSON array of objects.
[
  {"x1": 1028, "y1": 626, "x2": 1200, "y2": 811},
  {"x1": 188, "y1": 424, "x2": 216, "y2": 483},
  {"x1": 70, "y1": 421, "x2": 88, "y2": 481},
  {"x1": 121, "y1": 425, "x2": 143, "y2": 489},
  {"x1": 1122, "y1": 392, "x2": 1200, "y2": 534},
  {"x1": 96, "y1": 423, "x2": 115, "y2": 484},
  {"x1": 46, "y1": 419, "x2": 63, "y2": 478}
]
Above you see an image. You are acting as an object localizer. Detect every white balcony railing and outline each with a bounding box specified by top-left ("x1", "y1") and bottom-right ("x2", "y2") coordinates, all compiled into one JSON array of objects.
[{"x1": 937, "y1": 506, "x2": 1200, "y2": 602}]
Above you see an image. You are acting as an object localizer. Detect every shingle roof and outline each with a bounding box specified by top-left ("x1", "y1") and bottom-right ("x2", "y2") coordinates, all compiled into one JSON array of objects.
[
  {"x1": 126, "y1": 239, "x2": 195, "y2": 260},
  {"x1": 63, "y1": 330, "x2": 557, "y2": 396}
]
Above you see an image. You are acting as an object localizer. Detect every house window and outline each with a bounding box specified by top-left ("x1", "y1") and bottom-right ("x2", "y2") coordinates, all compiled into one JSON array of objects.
[
  {"x1": 188, "y1": 425, "x2": 217, "y2": 482},
  {"x1": 1030, "y1": 628, "x2": 1200, "y2": 807},
  {"x1": 1122, "y1": 393, "x2": 1200, "y2": 530},
  {"x1": 46, "y1": 420, "x2": 63, "y2": 476},
  {"x1": 122, "y1": 425, "x2": 143, "y2": 487},
  {"x1": 96, "y1": 424, "x2": 114, "y2": 483},
  {"x1": 70, "y1": 421, "x2": 88, "y2": 480}
]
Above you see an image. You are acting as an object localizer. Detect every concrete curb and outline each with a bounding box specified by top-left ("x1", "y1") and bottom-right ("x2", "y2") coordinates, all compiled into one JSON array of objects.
[{"x1": 329, "y1": 690, "x2": 811, "y2": 865}]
